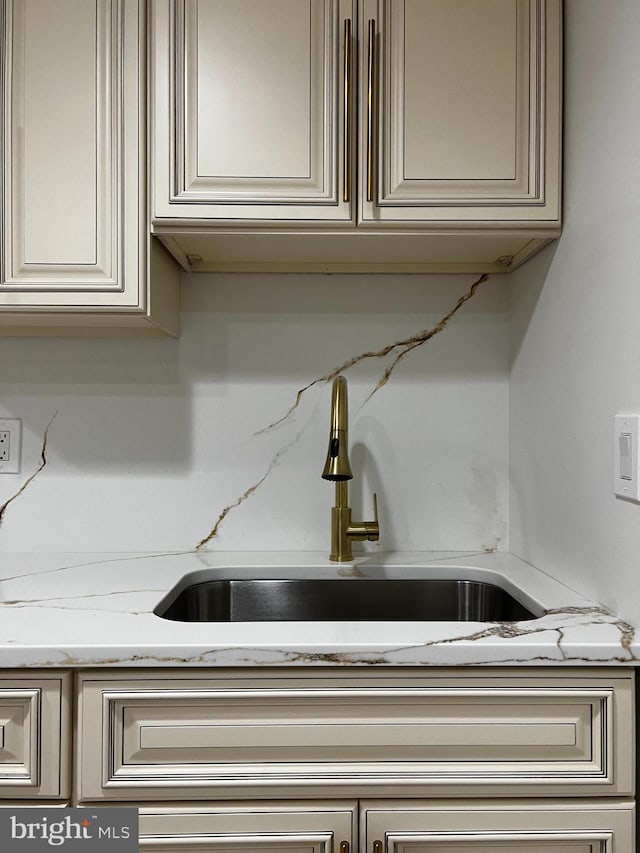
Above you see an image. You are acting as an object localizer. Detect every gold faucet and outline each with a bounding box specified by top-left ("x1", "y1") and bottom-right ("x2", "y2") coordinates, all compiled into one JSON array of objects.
[{"x1": 321, "y1": 375, "x2": 380, "y2": 561}]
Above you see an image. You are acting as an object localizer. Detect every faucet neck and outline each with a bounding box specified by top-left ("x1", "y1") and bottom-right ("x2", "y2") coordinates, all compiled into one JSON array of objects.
[
  {"x1": 334, "y1": 480, "x2": 349, "y2": 508},
  {"x1": 322, "y1": 376, "x2": 353, "y2": 481},
  {"x1": 329, "y1": 375, "x2": 349, "y2": 435}
]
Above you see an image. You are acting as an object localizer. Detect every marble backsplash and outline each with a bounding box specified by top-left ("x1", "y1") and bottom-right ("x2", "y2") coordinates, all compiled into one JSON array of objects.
[{"x1": 0, "y1": 272, "x2": 509, "y2": 554}]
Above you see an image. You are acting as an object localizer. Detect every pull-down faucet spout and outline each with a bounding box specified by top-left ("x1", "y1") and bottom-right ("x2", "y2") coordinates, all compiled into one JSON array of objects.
[
  {"x1": 321, "y1": 375, "x2": 353, "y2": 481},
  {"x1": 322, "y1": 375, "x2": 380, "y2": 561}
]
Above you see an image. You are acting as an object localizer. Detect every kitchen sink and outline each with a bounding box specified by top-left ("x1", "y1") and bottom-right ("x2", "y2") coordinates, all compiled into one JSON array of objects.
[{"x1": 155, "y1": 578, "x2": 542, "y2": 623}]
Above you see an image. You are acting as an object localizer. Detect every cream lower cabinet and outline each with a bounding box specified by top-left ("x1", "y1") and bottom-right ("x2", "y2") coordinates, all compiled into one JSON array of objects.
[
  {"x1": 139, "y1": 803, "x2": 356, "y2": 852},
  {"x1": 151, "y1": 0, "x2": 561, "y2": 273},
  {"x1": 138, "y1": 801, "x2": 636, "y2": 853},
  {"x1": 75, "y1": 668, "x2": 636, "y2": 852},
  {"x1": 361, "y1": 802, "x2": 635, "y2": 853},
  {"x1": 0, "y1": 671, "x2": 71, "y2": 800},
  {"x1": 0, "y1": 0, "x2": 180, "y2": 337}
]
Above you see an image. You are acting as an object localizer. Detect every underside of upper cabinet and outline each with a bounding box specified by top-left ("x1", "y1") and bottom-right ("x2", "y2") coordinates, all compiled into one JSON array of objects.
[{"x1": 151, "y1": 0, "x2": 562, "y2": 274}]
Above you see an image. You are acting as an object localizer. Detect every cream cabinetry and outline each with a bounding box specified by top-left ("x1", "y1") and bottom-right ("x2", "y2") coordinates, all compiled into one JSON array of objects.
[
  {"x1": 139, "y1": 803, "x2": 356, "y2": 852},
  {"x1": 77, "y1": 668, "x2": 633, "y2": 800},
  {"x1": 74, "y1": 668, "x2": 635, "y2": 853},
  {"x1": 361, "y1": 802, "x2": 635, "y2": 853},
  {"x1": 0, "y1": 671, "x2": 71, "y2": 799},
  {"x1": 0, "y1": 668, "x2": 631, "y2": 849},
  {"x1": 152, "y1": 0, "x2": 353, "y2": 226},
  {"x1": 0, "y1": 0, "x2": 180, "y2": 337},
  {"x1": 136, "y1": 801, "x2": 636, "y2": 853},
  {"x1": 136, "y1": 801, "x2": 635, "y2": 853},
  {"x1": 357, "y1": 0, "x2": 561, "y2": 228},
  {"x1": 151, "y1": 0, "x2": 562, "y2": 273}
]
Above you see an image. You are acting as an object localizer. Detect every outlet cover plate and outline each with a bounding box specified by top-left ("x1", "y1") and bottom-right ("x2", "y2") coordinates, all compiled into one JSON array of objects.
[{"x1": 0, "y1": 418, "x2": 22, "y2": 474}]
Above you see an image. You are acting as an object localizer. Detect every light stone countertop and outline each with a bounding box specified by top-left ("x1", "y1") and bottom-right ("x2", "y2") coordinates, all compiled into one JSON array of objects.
[{"x1": 0, "y1": 550, "x2": 636, "y2": 668}]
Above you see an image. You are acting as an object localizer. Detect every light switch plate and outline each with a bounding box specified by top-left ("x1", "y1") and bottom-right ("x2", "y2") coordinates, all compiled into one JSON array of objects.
[
  {"x1": 614, "y1": 414, "x2": 640, "y2": 501},
  {"x1": 0, "y1": 418, "x2": 22, "y2": 474}
]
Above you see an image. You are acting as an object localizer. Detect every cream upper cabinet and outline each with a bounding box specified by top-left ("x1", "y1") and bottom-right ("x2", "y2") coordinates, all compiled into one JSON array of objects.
[
  {"x1": 359, "y1": 0, "x2": 561, "y2": 227},
  {"x1": 0, "y1": 0, "x2": 180, "y2": 336},
  {"x1": 152, "y1": 0, "x2": 561, "y2": 273},
  {"x1": 152, "y1": 0, "x2": 354, "y2": 224}
]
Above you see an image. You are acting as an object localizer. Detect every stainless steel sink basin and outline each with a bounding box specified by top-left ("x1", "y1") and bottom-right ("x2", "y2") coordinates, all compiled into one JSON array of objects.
[{"x1": 155, "y1": 578, "x2": 542, "y2": 623}]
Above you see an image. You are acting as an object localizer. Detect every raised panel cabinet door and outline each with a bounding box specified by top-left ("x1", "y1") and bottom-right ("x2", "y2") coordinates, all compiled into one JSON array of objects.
[
  {"x1": 0, "y1": 0, "x2": 141, "y2": 306},
  {"x1": 77, "y1": 668, "x2": 633, "y2": 800},
  {"x1": 152, "y1": 0, "x2": 355, "y2": 223},
  {"x1": 0, "y1": 0, "x2": 179, "y2": 334},
  {"x1": 139, "y1": 803, "x2": 356, "y2": 852},
  {"x1": 358, "y1": 0, "x2": 561, "y2": 226},
  {"x1": 362, "y1": 802, "x2": 635, "y2": 853},
  {"x1": 0, "y1": 672, "x2": 71, "y2": 799}
]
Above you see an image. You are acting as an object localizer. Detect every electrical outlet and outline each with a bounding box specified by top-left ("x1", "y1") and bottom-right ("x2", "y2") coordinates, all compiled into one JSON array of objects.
[
  {"x1": 0, "y1": 431, "x2": 9, "y2": 461},
  {"x1": 0, "y1": 419, "x2": 22, "y2": 474}
]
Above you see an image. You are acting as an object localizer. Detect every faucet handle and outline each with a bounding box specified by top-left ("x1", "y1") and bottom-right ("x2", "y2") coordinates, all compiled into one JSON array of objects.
[
  {"x1": 366, "y1": 492, "x2": 380, "y2": 541},
  {"x1": 347, "y1": 492, "x2": 380, "y2": 542}
]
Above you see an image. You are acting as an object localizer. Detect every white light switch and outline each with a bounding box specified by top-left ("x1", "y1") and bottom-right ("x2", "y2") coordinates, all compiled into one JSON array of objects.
[
  {"x1": 615, "y1": 415, "x2": 640, "y2": 500},
  {"x1": 619, "y1": 433, "x2": 632, "y2": 479}
]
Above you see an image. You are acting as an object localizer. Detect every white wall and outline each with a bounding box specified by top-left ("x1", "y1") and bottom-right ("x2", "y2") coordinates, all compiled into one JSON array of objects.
[
  {"x1": 510, "y1": 0, "x2": 640, "y2": 623},
  {"x1": 0, "y1": 273, "x2": 509, "y2": 554}
]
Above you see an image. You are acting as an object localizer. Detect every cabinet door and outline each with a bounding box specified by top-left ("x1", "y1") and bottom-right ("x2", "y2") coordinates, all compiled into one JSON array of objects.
[
  {"x1": 139, "y1": 802, "x2": 355, "y2": 852},
  {"x1": 0, "y1": 0, "x2": 179, "y2": 335},
  {"x1": 152, "y1": 0, "x2": 354, "y2": 224},
  {"x1": 358, "y1": 0, "x2": 561, "y2": 227},
  {"x1": 0, "y1": 672, "x2": 71, "y2": 799},
  {"x1": 77, "y1": 669, "x2": 633, "y2": 801},
  {"x1": 362, "y1": 802, "x2": 635, "y2": 853}
]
